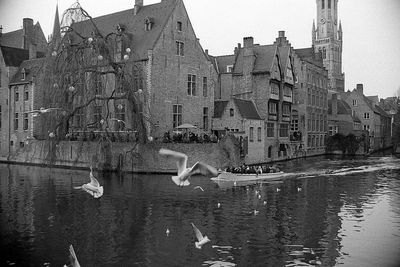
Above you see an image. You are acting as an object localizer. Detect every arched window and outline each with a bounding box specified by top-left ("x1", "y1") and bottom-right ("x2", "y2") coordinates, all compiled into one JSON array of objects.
[
  {"x1": 328, "y1": 0, "x2": 331, "y2": 9},
  {"x1": 322, "y1": 0, "x2": 325, "y2": 9},
  {"x1": 322, "y1": 47, "x2": 326, "y2": 59}
]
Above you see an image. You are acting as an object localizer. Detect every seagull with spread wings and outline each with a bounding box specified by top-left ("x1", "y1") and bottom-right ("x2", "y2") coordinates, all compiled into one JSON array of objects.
[
  {"x1": 74, "y1": 166, "x2": 104, "y2": 198},
  {"x1": 28, "y1": 107, "x2": 62, "y2": 117},
  {"x1": 191, "y1": 222, "x2": 210, "y2": 249},
  {"x1": 159, "y1": 148, "x2": 218, "y2": 186},
  {"x1": 63, "y1": 245, "x2": 81, "y2": 267}
]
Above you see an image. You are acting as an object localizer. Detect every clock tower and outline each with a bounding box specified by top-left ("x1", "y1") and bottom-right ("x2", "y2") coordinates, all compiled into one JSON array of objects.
[{"x1": 312, "y1": 0, "x2": 344, "y2": 92}]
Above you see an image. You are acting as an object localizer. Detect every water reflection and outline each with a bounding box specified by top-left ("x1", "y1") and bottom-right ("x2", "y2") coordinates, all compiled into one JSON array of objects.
[{"x1": 1, "y1": 156, "x2": 400, "y2": 266}]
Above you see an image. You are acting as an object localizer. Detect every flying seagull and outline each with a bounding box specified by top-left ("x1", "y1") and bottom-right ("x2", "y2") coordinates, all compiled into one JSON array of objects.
[
  {"x1": 74, "y1": 166, "x2": 104, "y2": 198},
  {"x1": 28, "y1": 107, "x2": 62, "y2": 117},
  {"x1": 193, "y1": 186, "x2": 204, "y2": 192},
  {"x1": 159, "y1": 148, "x2": 218, "y2": 186},
  {"x1": 191, "y1": 222, "x2": 210, "y2": 249},
  {"x1": 63, "y1": 245, "x2": 81, "y2": 267}
]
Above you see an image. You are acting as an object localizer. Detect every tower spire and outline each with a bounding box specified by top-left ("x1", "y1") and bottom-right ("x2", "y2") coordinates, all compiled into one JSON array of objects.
[
  {"x1": 312, "y1": 19, "x2": 316, "y2": 44},
  {"x1": 51, "y1": 4, "x2": 61, "y2": 47}
]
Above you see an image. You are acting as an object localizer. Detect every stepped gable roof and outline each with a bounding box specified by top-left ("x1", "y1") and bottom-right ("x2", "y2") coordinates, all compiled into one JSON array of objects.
[
  {"x1": 70, "y1": 0, "x2": 178, "y2": 60},
  {"x1": 215, "y1": 54, "x2": 235, "y2": 74},
  {"x1": 233, "y1": 44, "x2": 277, "y2": 74},
  {"x1": 10, "y1": 57, "x2": 45, "y2": 84},
  {"x1": 233, "y1": 98, "x2": 262, "y2": 120},
  {"x1": 213, "y1": 101, "x2": 228, "y2": 118},
  {"x1": 295, "y1": 47, "x2": 324, "y2": 68},
  {"x1": 0, "y1": 46, "x2": 29, "y2": 67}
]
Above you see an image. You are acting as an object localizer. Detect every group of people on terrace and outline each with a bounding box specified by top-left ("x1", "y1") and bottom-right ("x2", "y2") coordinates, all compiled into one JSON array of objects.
[{"x1": 162, "y1": 130, "x2": 218, "y2": 143}]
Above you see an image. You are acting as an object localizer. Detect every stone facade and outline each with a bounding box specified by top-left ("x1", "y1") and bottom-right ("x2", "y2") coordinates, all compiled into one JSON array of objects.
[{"x1": 5, "y1": 138, "x2": 240, "y2": 172}]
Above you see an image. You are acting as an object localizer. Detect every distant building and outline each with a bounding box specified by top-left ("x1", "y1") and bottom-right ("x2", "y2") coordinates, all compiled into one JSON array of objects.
[
  {"x1": 379, "y1": 96, "x2": 400, "y2": 143},
  {"x1": 341, "y1": 84, "x2": 391, "y2": 150},
  {"x1": 328, "y1": 93, "x2": 362, "y2": 136},
  {"x1": 312, "y1": 0, "x2": 344, "y2": 92}
]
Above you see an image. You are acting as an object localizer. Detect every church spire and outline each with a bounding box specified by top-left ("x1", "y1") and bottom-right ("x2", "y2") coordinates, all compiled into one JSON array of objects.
[
  {"x1": 51, "y1": 4, "x2": 61, "y2": 47},
  {"x1": 312, "y1": 19, "x2": 316, "y2": 44}
]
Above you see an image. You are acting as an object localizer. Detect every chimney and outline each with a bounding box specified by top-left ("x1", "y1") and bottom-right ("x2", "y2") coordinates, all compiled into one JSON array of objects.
[
  {"x1": 134, "y1": 0, "x2": 144, "y2": 15},
  {"x1": 332, "y1": 93, "x2": 338, "y2": 116},
  {"x1": 0, "y1": 25, "x2": 3, "y2": 37},
  {"x1": 243, "y1": 37, "x2": 254, "y2": 48},
  {"x1": 205, "y1": 49, "x2": 208, "y2": 56},
  {"x1": 29, "y1": 44, "x2": 37, "y2": 59},
  {"x1": 23, "y1": 18, "x2": 34, "y2": 49},
  {"x1": 356, "y1": 84, "x2": 364, "y2": 94},
  {"x1": 275, "y1": 30, "x2": 288, "y2": 46}
]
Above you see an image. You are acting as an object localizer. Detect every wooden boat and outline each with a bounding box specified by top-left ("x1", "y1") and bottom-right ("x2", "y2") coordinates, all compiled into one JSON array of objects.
[{"x1": 211, "y1": 171, "x2": 296, "y2": 188}]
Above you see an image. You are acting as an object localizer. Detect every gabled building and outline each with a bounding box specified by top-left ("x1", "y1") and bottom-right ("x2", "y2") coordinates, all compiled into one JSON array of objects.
[
  {"x1": 213, "y1": 98, "x2": 264, "y2": 164},
  {"x1": 341, "y1": 84, "x2": 391, "y2": 150},
  {"x1": 0, "y1": 18, "x2": 47, "y2": 158},
  {"x1": 8, "y1": 58, "x2": 46, "y2": 153},
  {"x1": 214, "y1": 34, "x2": 295, "y2": 162},
  {"x1": 45, "y1": 0, "x2": 216, "y2": 141},
  {"x1": 328, "y1": 93, "x2": 362, "y2": 136}
]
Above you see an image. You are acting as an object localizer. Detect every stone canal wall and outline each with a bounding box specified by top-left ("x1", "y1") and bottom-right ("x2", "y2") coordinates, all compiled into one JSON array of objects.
[{"x1": 5, "y1": 136, "x2": 242, "y2": 173}]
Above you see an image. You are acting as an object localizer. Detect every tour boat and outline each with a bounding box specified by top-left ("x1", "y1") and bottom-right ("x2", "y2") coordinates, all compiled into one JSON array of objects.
[{"x1": 211, "y1": 171, "x2": 295, "y2": 188}]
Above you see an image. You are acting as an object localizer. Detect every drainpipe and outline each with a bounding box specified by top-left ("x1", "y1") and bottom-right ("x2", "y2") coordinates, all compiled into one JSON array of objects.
[{"x1": 7, "y1": 84, "x2": 11, "y2": 161}]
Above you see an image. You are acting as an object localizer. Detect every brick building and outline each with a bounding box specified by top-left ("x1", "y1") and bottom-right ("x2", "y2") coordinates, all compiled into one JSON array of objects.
[
  {"x1": 214, "y1": 34, "x2": 295, "y2": 162},
  {"x1": 48, "y1": 0, "x2": 216, "y2": 141},
  {"x1": 294, "y1": 47, "x2": 329, "y2": 156},
  {"x1": 213, "y1": 98, "x2": 264, "y2": 164}
]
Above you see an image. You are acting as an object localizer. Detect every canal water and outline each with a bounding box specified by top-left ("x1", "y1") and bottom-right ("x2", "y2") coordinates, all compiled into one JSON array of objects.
[{"x1": 1, "y1": 155, "x2": 400, "y2": 267}]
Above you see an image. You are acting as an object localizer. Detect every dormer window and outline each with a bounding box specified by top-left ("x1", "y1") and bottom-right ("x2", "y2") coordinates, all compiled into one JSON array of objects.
[
  {"x1": 227, "y1": 65, "x2": 233, "y2": 73},
  {"x1": 117, "y1": 24, "x2": 126, "y2": 34},
  {"x1": 230, "y1": 108, "x2": 234, "y2": 117},
  {"x1": 177, "y1": 21, "x2": 182, "y2": 31},
  {"x1": 145, "y1": 17, "x2": 154, "y2": 31},
  {"x1": 21, "y1": 68, "x2": 26, "y2": 80}
]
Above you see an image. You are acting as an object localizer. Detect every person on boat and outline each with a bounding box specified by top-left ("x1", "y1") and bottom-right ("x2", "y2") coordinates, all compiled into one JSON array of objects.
[
  {"x1": 256, "y1": 166, "x2": 263, "y2": 175},
  {"x1": 270, "y1": 165, "x2": 280, "y2": 173}
]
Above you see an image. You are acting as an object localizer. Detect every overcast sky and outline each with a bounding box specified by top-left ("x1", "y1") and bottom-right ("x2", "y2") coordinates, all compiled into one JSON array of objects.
[{"x1": 1, "y1": 0, "x2": 400, "y2": 98}]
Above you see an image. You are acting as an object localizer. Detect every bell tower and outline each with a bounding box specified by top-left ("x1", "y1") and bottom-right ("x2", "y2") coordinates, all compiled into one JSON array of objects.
[{"x1": 312, "y1": 0, "x2": 344, "y2": 92}]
